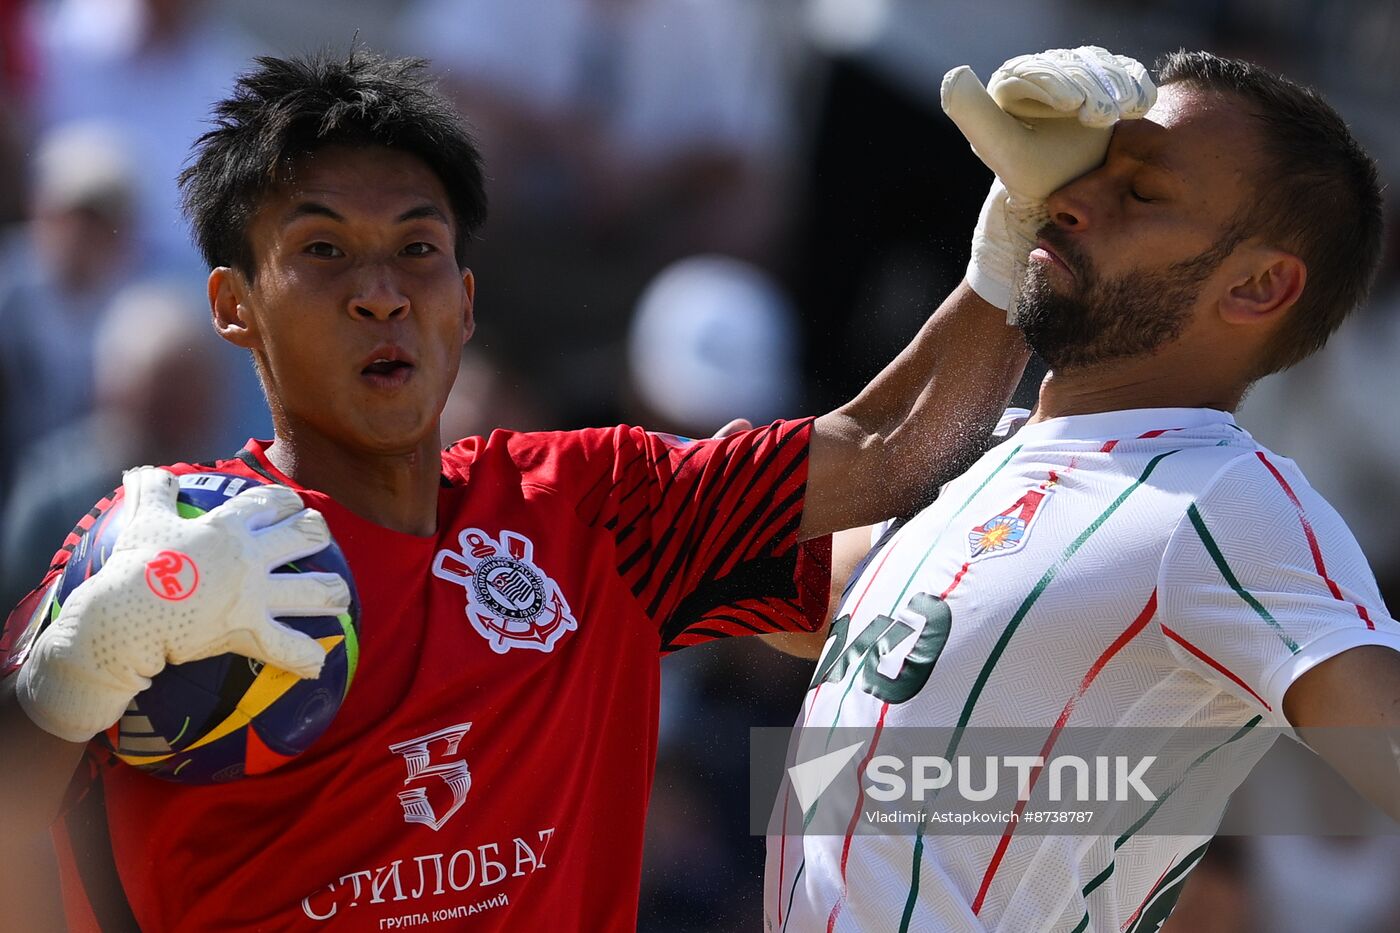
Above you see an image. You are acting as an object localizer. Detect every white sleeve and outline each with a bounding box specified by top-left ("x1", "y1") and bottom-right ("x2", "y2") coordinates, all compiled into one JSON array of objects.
[{"x1": 1157, "y1": 451, "x2": 1400, "y2": 729}]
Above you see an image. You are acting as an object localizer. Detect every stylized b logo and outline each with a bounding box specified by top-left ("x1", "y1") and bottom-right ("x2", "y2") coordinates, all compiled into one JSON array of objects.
[
  {"x1": 387, "y1": 722, "x2": 474, "y2": 832},
  {"x1": 145, "y1": 550, "x2": 198, "y2": 601}
]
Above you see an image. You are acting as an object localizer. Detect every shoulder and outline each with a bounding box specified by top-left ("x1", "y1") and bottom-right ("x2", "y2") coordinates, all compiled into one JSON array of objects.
[
  {"x1": 1159, "y1": 440, "x2": 1372, "y2": 593},
  {"x1": 1186, "y1": 443, "x2": 1337, "y2": 524},
  {"x1": 440, "y1": 426, "x2": 643, "y2": 488}
]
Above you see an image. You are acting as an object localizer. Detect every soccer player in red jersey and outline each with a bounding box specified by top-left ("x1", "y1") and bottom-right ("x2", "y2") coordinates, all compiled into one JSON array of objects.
[{"x1": 0, "y1": 50, "x2": 1036, "y2": 930}]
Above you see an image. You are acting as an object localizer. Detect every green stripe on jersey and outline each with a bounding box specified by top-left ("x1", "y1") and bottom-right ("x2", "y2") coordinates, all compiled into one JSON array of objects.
[
  {"x1": 897, "y1": 450, "x2": 1179, "y2": 922},
  {"x1": 883, "y1": 443, "x2": 1026, "y2": 617},
  {"x1": 897, "y1": 818, "x2": 928, "y2": 933},
  {"x1": 950, "y1": 450, "x2": 1179, "y2": 752},
  {"x1": 1076, "y1": 843, "x2": 1211, "y2": 933},
  {"x1": 780, "y1": 861, "x2": 805, "y2": 933},
  {"x1": 786, "y1": 446, "x2": 1026, "y2": 928},
  {"x1": 1122, "y1": 840, "x2": 1212, "y2": 933},
  {"x1": 825, "y1": 444, "x2": 1023, "y2": 741},
  {"x1": 1186, "y1": 504, "x2": 1299, "y2": 653},
  {"x1": 1074, "y1": 716, "x2": 1261, "y2": 928}
]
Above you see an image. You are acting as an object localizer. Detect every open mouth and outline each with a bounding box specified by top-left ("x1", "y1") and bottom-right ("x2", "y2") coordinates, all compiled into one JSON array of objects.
[
  {"x1": 360, "y1": 350, "x2": 416, "y2": 388},
  {"x1": 362, "y1": 359, "x2": 413, "y2": 377}
]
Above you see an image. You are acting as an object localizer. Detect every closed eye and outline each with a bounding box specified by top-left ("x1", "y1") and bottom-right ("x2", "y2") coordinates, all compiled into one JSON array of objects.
[{"x1": 1130, "y1": 189, "x2": 1158, "y2": 204}]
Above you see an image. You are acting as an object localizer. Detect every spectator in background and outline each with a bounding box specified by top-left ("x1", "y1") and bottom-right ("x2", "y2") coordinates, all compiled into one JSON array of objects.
[
  {"x1": 0, "y1": 281, "x2": 232, "y2": 613},
  {"x1": 626, "y1": 255, "x2": 802, "y2": 438},
  {"x1": 0, "y1": 122, "x2": 143, "y2": 500},
  {"x1": 396, "y1": 0, "x2": 799, "y2": 424},
  {"x1": 31, "y1": 0, "x2": 260, "y2": 270}
]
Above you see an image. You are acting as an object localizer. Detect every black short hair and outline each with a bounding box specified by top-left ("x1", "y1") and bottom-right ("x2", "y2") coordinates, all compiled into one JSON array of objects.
[
  {"x1": 180, "y1": 49, "x2": 487, "y2": 275},
  {"x1": 1156, "y1": 51, "x2": 1384, "y2": 377}
]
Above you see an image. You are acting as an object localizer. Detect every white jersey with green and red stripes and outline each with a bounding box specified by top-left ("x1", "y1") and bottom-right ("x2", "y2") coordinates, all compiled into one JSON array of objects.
[{"x1": 766, "y1": 406, "x2": 1400, "y2": 933}]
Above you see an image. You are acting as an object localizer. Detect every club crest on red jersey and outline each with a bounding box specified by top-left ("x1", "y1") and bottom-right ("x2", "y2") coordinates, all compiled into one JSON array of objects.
[
  {"x1": 432, "y1": 528, "x2": 578, "y2": 654},
  {"x1": 967, "y1": 480, "x2": 1056, "y2": 562}
]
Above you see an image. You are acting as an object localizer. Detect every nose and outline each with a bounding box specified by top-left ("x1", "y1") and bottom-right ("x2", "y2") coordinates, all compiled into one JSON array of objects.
[
  {"x1": 1045, "y1": 179, "x2": 1091, "y2": 232},
  {"x1": 348, "y1": 265, "x2": 409, "y2": 321}
]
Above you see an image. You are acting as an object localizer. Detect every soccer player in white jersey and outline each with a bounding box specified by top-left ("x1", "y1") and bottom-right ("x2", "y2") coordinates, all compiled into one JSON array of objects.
[{"x1": 765, "y1": 48, "x2": 1395, "y2": 932}]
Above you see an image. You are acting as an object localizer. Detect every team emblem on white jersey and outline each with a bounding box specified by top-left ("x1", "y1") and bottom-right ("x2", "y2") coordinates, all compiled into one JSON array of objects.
[
  {"x1": 967, "y1": 481, "x2": 1055, "y2": 562},
  {"x1": 432, "y1": 528, "x2": 578, "y2": 653}
]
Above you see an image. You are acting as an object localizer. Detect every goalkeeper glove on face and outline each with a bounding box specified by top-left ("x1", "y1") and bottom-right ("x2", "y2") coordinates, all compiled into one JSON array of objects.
[
  {"x1": 941, "y1": 46, "x2": 1157, "y2": 320},
  {"x1": 16, "y1": 467, "x2": 351, "y2": 743}
]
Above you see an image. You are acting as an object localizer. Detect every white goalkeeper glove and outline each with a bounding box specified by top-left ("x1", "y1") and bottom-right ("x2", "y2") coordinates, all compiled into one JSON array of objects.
[
  {"x1": 942, "y1": 46, "x2": 1156, "y2": 320},
  {"x1": 16, "y1": 467, "x2": 351, "y2": 743}
]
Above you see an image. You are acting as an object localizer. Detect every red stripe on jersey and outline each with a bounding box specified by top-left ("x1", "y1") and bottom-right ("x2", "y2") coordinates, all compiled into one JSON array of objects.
[
  {"x1": 849, "y1": 526, "x2": 904, "y2": 619},
  {"x1": 827, "y1": 701, "x2": 892, "y2": 933},
  {"x1": 941, "y1": 561, "x2": 971, "y2": 600},
  {"x1": 778, "y1": 677, "x2": 833, "y2": 926},
  {"x1": 1100, "y1": 429, "x2": 1178, "y2": 454},
  {"x1": 972, "y1": 590, "x2": 1158, "y2": 915},
  {"x1": 1255, "y1": 451, "x2": 1375, "y2": 630},
  {"x1": 1161, "y1": 624, "x2": 1272, "y2": 711},
  {"x1": 778, "y1": 520, "x2": 903, "y2": 920}
]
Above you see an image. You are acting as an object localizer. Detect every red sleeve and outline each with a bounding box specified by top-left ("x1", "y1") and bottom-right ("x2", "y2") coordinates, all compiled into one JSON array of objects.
[
  {"x1": 447, "y1": 419, "x2": 831, "y2": 653},
  {"x1": 0, "y1": 488, "x2": 118, "y2": 680}
]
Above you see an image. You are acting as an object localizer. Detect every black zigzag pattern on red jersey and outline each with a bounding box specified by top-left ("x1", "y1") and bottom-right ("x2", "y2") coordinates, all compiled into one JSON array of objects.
[
  {"x1": 0, "y1": 490, "x2": 125, "y2": 676},
  {"x1": 578, "y1": 421, "x2": 817, "y2": 650},
  {"x1": 48, "y1": 494, "x2": 117, "y2": 574},
  {"x1": 236, "y1": 448, "x2": 280, "y2": 484}
]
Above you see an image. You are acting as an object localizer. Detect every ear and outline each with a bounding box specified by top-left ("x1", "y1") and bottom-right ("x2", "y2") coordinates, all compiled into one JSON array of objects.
[
  {"x1": 1219, "y1": 246, "x2": 1307, "y2": 326},
  {"x1": 461, "y1": 268, "x2": 476, "y2": 344},
  {"x1": 209, "y1": 267, "x2": 261, "y2": 350}
]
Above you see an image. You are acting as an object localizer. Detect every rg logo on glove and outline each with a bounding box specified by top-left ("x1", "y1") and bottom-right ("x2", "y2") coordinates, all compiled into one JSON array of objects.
[{"x1": 145, "y1": 550, "x2": 199, "y2": 601}]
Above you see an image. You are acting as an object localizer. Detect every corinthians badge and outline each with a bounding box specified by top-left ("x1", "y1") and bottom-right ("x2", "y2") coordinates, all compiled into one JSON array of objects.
[{"x1": 432, "y1": 528, "x2": 578, "y2": 653}]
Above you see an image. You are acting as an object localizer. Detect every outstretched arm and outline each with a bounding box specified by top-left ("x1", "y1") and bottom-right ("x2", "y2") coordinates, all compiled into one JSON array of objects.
[{"x1": 804, "y1": 285, "x2": 1026, "y2": 538}]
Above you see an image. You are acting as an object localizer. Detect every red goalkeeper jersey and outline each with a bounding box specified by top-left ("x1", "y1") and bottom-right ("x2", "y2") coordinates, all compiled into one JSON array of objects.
[{"x1": 5, "y1": 421, "x2": 829, "y2": 931}]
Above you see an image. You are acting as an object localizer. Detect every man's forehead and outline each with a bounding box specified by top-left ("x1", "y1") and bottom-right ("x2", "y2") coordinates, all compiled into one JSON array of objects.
[
  {"x1": 1113, "y1": 84, "x2": 1260, "y2": 180},
  {"x1": 267, "y1": 146, "x2": 451, "y2": 224}
]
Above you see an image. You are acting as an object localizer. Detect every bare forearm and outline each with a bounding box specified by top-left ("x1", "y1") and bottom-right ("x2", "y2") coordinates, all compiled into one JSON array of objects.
[
  {"x1": 804, "y1": 282, "x2": 1028, "y2": 538},
  {"x1": 0, "y1": 676, "x2": 87, "y2": 841}
]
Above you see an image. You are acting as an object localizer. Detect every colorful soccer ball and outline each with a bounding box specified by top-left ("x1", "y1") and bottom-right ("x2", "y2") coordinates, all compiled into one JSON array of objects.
[{"x1": 53, "y1": 471, "x2": 360, "y2": 783}]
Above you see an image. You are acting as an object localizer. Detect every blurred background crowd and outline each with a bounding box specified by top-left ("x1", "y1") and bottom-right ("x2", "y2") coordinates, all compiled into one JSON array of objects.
[{"x1": 0, "y1": 0, "x2": 1398, "y2": 929}]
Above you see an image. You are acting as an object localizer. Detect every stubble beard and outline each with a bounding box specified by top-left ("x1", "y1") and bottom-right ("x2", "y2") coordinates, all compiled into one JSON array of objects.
[{"x1": 1016, "y1": 228, "x2": 1239, "y2": 371}]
